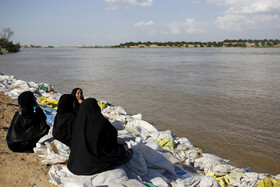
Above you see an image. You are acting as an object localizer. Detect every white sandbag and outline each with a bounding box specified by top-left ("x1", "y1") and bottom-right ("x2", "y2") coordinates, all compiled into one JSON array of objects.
[
  {"x1": 103, "y1": 105, "x2": 127, "y2": 116},
  {"x1": 115, "y1": 115, "x2": 133, "y2": 123},
  {"x1": 48, "y1": 165, "x2": 94, "y2": 187},
  {"x1": 42, "y1": 92, "x2": 60, "y2": 99},
  {"x1": 127, "y1": 119, "x2": 158, "y2": 133},
  {"x1": 0, "y1": 81, "x2": 7, "y2": 89},
  {"x1": 145, "y1": 168, "x2": 171, "y2": 187},
  {"x1": 29, "y1": 87, "x2": 37, "y2": 92},
  {"x1": 114, "y1": 106, "x2": 127, "y2": 115},
  {"x1": 102, "y1": 106, "x2": 119, "y2": 121},
  {"x1": 91, "y1": 168, "x2": 128, "y2": 186},
  {"x1": 102, "y1": 179, "x2": 146, "y2": 187},
  {"x1": 175, "y1": 137, "x2": 195, "y2": 149},
  {"x1": 0, "y1": 75, "x2": 14, "y2": 85},
  {"x1": 132, "y1": 138, "x2": 176, "y2": 175},
  {"x1": 158, "y1": 130, "x2": 173, "y2": 139},
  {"x1": 34, "y1": 140, "x2": 70, "y2": 164},
  {"x1": 138, "y1": 126, "x2": 159, "y2": 141},
  {"x1": 174, "y1": 147, "x2": 201, "y2": 165},
  {"x1": 239, "y1": 172, "x2": 272, "y2": 187},
  {"x1": 118, "y1": 179, "x2": 146, "y2": 187},
  {"x1": 176, "y1": 175, "x2": 220, "y2": 187},
  {"x1": 161, "y1": 152, "x2": 182, "y2": 166},
  {"x1": 49, "y1": 165, "x2": 145, "y2": 187},
  {"x1": 11, "y1": 79, "x2": 30, "y2": 91},
  {"x1": 131, "y1": 114, "x2": 142, "y2": 120},
  {"x1": 7, "y1": 89, "x2": 23, "y2": 99},
  {"x1": 28, "y1": 81, "x2": 39, "y2": 88},
  {"x1": 34, "y1": 132, "x2": 70, "y2": 164},
  {"x1": 202, "y1": 153, "x2": 229, "y2": 163},
  {"x1": 194, "y1": 157, "x2": 233, "y2": 175}
]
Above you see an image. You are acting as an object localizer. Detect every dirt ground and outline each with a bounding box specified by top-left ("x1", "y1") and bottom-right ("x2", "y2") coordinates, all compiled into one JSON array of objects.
[{"x1": 0, "y1": 92, "x2": 55, "y2": 187}]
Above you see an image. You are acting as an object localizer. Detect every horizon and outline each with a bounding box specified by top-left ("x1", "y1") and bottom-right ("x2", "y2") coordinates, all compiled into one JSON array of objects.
[
  {"x1": 20, "y1": 39, "x2": 280, "y2": 48},
  {"x1": 1, "y1": 0, "x2": 280, "y2": 46}
]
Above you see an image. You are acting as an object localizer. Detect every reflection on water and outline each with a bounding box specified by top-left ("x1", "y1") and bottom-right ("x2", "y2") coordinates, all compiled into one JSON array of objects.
[{"x1": 1, "y1": 47, "x2": 280, "y2": 174}]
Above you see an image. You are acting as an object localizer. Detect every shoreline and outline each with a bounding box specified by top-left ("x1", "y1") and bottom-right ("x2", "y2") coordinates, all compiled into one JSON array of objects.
[
  {"x1": 0, "y1": 74, "x2": 279, "y2": 186},
  {"x1": 19, "y1": 39, "x2": 280, "y2": 49}
]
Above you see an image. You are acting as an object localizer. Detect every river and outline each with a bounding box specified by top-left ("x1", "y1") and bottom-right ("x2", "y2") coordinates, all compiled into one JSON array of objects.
[{"x1": 1, "y1": 47, "x2": 280, "y2": 174}]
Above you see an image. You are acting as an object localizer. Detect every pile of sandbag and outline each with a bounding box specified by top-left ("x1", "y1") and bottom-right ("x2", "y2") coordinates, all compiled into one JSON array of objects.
[{"x1": 1, "y1": 73, "x2": 279, "y2": 187}]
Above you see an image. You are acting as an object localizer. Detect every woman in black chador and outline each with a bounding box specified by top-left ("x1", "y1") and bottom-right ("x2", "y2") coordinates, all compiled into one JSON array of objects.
[
  {"x1": 71, "y1": 88, "x2": 84, "y2": 112},
  {"x1": 67, "y1": 98, "x2": 132, "y2": 175},
  {"x1": 6, "y1": 91, "x2": 50, "y2": 152},
  {"x1": 52, "y1": 94, "x2": 76, "y2": 147}
]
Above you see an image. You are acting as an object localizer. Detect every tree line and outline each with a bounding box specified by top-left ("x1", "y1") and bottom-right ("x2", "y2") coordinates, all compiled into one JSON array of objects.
[
  {"x1": 113, "y1": 39, "x2": 280, "y2": 48},
  {"x1": 0, "y1": 28, "x2": 20, "y2": 54}
]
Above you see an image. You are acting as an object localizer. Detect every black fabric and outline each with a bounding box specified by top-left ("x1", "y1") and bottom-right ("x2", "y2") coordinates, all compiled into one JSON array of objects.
[
  {"x1": 67, "y1": 98, "x2": 131, "y2": 175},
  {"x1": 6, "y1": 92, "x2": 49, "y2": 152},
  {"x1": 71, "y1": 88, "x2": 83, "y2": 113},
  {"x1": 53, "y1": 94, "x2": 75, "y2": 147},
  {"x1": 18, "y1": 91, "x2": 36, "y2": 116}
]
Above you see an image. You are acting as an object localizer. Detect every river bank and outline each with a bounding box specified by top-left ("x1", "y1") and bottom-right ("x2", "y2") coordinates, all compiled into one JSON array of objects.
[{"x1": 0, "y1": 73, "x2": 280, "y2": 186}]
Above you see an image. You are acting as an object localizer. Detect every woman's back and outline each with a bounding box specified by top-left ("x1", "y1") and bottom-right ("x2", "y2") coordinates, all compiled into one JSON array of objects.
[
  {"x1": 67, "y1": 98, "x2": 131, "y2": 175},
  {"x1": 6, "y1": 91, "x2": 49, "y2": 152},
  {"x1": 53, "y1": 94, "x2": 76, "y2": 147}
]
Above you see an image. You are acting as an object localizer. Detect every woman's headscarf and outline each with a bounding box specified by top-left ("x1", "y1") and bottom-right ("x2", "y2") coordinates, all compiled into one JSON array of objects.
[
  {"x1": 18, "y1": 91, "x2": 36, "y2": 116},
  {"x1": 53, "y1": 94, "x2": 75, "y2": 147},
  {"x1": 57, "y1": 94, "x2": 75, "y2": 114},
  {"x1": 71, "y1": 88, "x2": 84, "y2": 112},
  {"x1": 67, "y1": 98, "x2": 130, "y2": 175}
]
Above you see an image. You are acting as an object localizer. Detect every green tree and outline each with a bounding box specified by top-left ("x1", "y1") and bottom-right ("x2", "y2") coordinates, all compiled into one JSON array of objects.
[{"x1": 0, "y1": 28, "x2": 20, "y2": 53}]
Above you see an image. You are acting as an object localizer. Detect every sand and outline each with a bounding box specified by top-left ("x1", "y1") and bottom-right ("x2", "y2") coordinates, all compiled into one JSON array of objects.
[{"x1": 0, "y1": 92, "x2": 54, "y2": 187}]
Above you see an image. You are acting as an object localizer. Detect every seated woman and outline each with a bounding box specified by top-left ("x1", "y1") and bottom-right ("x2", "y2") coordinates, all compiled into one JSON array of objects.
[
  {"x1": 71, "y1": 88, "x2": 84, "y2": 112},
  {"x1": 6, "y1": 91, "x2": 50, "y2": 152},
  {"x1": 52, "y1": 94, "x2": 76, "y2": 147},
  {"x1": 67, "y1": 98, "x2": 132, "y2": 175}
]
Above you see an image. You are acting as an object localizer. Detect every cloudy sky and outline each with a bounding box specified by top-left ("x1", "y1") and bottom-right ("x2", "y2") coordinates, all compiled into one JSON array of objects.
[{"x1": 1, "y1": 0, "x2": 279, "y2": 46}]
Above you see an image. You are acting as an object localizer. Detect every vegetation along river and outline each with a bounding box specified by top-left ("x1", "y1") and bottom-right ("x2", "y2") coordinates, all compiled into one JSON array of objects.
[{"x1": 1, "y1": 47, "x2": 280, "y2": 174}]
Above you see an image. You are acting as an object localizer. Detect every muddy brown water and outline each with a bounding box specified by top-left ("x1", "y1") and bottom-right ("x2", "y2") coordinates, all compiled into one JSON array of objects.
[{"x1": 1, "y1": 47, "x2": 279, "y2": 174}]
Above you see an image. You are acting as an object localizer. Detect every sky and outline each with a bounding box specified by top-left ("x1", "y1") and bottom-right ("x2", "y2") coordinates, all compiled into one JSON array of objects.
[{"x1": 0, "y1": 0, "x2": 280, "y2": 46}]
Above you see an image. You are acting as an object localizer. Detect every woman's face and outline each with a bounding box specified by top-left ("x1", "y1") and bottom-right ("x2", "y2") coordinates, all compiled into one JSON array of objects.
[{"x1": 76, "y1": 89, "x2": 83, "y2": 99}]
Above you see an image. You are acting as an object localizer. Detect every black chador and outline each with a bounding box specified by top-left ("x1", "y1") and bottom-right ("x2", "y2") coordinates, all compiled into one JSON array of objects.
[
  {"x1": 67, "y1": 98, "x2": 132, "y2": 175},
  {"x1": 6, "y1": 91, "x2": 50, "y2": 152}
]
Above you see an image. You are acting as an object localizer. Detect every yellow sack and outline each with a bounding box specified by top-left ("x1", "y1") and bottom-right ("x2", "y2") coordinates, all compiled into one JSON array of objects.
[
  {"x1": 38, "y1": 96, "x2": 58, "y2": 110},
  {"x1": 157, "y1": 137, "x2": 174, "y2": 150},
  {"x1": 224, "y1": 171, "x2": 249, "y2": 186},
  {"x1": 98, "y1": 103, "x2": 106, "y2": 109},
  {"x1": 196, "y1": 147, "x2": 204, "y2": 154},
  {"x1": 206, "y1": 173, "x2": 226, "y2": 187},
  {"x1": 257, "y1": 178, "x2": 280, "y2": 187}
]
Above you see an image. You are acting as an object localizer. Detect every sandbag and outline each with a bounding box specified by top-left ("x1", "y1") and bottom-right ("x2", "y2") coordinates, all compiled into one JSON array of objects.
[
  {"x1": 91, "y1": 168, "x2": 128, "y2": 186},
  {"x1": 48, "y1": 165, "x2": 95, "y2": 187},
  {"x1": 33, "y1": 133, "x2": 70, "y2": 164},
  {"x1": 157, "y1": 137, "x2": 174, "y2": 150},
  {"x1": 176, "y1": 175, "x2": 221, "y2": 187},
  {"x1": 257, "y1": 178, "x2": 280, "y2": 187},
  {"x1": 38, "y1": 96, "x2": 58, "y2": 109},
  {"x1": 131, "y1": 138, "x2": 176, "y2": 175}
]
